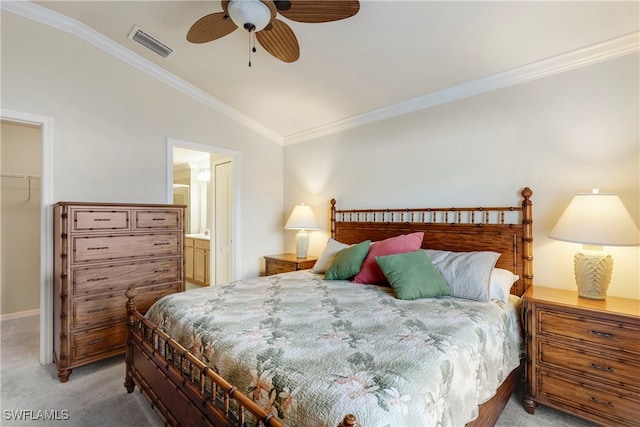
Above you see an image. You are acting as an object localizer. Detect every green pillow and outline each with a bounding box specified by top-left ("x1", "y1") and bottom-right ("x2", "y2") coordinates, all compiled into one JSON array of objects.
[
  {"x1": 375, "y1": 250, "x2": 451, "y2": 300},
  {"x1": 324, "y1": 240, "x2": 371, "y2": 280}
]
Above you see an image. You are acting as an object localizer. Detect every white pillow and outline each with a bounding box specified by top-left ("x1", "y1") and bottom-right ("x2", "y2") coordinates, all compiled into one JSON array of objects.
[
  {"x1": 489, "y1": 268, "x2": 519, "y2": 302},
  {"x1": 311, "y1": 238, "x2": 349, "y2": 273},
  {"x1": 423, "y1": 249, "x2": 500, "y2": 301}
]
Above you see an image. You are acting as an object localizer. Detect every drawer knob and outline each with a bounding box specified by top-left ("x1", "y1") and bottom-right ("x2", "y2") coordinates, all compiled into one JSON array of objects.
[
  {"x1": 152, "y1": 218, "x2": 166, "y2": 221},
  {"x1": 589, "y1": 330, "x2": 613, "y2": 338},
  {"x1": 87, "y1": 246, "x2": 109, "y2": 251},
  {"x1": 88, "y1": 337, "x2": 107, "y2": 346},
  {"x1": 93, "y1": 218, "x2": 111, "y2": 222},
  {"x1": 589, "y1": 397, "x2": 613, "y2": 408},
  {"x1": 154, "y1": 269, "x2": 170, "y2": 273},
  {"x1": 154, "y1": 242, "x2": 171, "y2": 246},
  {"x1": 590, "y1": 363, "x2": 613, "y2": 373}
]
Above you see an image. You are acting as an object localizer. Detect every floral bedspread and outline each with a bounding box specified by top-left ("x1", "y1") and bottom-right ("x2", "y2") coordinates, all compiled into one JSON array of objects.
[{"x1": 145, "y1": 271, "x2": 522, "y2": 427}]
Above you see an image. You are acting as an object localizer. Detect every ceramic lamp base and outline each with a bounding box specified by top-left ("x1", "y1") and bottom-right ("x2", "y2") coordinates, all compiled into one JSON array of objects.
[
  {"x1": 574, "y1": 249, "x2": 613, "y2": 300},
  {"x1": 295, "y1": 230, "x2": 310, "y2": 259}
]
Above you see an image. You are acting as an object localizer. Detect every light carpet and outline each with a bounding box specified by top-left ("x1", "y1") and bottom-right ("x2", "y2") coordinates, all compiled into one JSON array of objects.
[{"x1": 1, "y1": 315, "x2": 597, "y2": 427}]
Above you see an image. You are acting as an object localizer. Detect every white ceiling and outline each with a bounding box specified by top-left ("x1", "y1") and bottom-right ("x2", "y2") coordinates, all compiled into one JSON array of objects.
[{"x1": 12, "y1": 1, "x2": 640, "y2": 144}]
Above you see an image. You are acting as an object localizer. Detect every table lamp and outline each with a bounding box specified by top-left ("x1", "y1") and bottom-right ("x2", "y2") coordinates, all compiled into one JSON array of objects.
[
  {"x1": 549, "y1": 189, "x2": 640, "y2": 300},
  {"x1": 285, "y1": 204, "x2": 319, "y2": 258}
]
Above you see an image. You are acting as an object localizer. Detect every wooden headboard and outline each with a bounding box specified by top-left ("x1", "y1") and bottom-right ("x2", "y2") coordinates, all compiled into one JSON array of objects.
[{"x1": 331, "y1": 188, "x2": 533, "y2": 296}]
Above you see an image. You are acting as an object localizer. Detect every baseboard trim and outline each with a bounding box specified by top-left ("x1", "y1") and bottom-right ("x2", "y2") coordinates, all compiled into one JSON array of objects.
[{"x1": 0, "y1": 308, "x2": 40, "y2": 322}]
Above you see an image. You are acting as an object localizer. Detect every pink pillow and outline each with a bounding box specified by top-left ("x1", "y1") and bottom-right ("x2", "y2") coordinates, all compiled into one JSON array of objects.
[{"x1": 352, "y1": 232, "x2": 424, "y2": 285}]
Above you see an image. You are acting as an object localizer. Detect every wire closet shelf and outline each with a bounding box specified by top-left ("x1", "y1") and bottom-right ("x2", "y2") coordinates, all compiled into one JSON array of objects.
[{"x1": 1, "y1": 173, "x2": 41, "y2": 200}]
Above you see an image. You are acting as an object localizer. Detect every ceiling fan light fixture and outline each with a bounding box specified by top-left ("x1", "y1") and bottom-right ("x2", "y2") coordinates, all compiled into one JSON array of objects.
[{"x1": 227, "y1": 0, "x2": 271, "y2": 32}]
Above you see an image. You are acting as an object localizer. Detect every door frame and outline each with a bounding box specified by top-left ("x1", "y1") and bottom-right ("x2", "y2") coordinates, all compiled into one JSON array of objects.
[
  {"x1": 1, "y1": 108, "x2": 55, "y2": 364},
  {"x1": 166, "y1": 138, "x2": 241, "y2": 282}
]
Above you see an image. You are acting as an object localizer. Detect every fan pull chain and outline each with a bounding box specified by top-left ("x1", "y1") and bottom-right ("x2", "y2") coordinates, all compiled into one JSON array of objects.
[
  {"x1": 248, "y1": 30, "x2": 258, "y2": 67},
  {"x1": 248, "y1": 31, "x2": 252, "y2": 67}
]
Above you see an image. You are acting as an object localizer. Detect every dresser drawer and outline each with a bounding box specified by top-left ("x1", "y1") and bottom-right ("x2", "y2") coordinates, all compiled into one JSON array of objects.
[
  {"x1": 72, "y1": 258, "x2": 181, "y2": 296},
  {"x1": 538, "y1": 340, "x2": 639, "y2": 389},
  {"x1": 538, "y1": 369, "x2": 639, "y2": 426},
  {"x1": 72, "y1": 293, "x2": 128, "y2": 328},
  {"x1": 72, "y1": 283, "x2": 181, "y2": 328},
  {"x1": 538, "y1": 310, "x2": 640, "y2": 354},
  {"x1": 134, "y1": 210, "x2": 181, "y2": 230},
  {"x1": 72, "y1": 209, "x2": 130, "y2": 231},
  {"x1": 72, "y1": 233, "x2": 180, "y2": 263},
  {"x1": 72, "y1": 323, "x2": 127, "y2": 360},
  {"x1": 135, "y1": 283, "x2": 181, "y2": 314}
]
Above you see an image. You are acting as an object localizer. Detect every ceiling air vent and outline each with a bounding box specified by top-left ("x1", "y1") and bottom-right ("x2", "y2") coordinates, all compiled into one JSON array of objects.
[{"x1": 127, "y1": 25, "x2": 174, "y2": 59}]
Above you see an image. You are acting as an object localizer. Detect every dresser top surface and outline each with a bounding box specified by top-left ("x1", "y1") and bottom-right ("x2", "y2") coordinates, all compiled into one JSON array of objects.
[
  {"x1": 524, "y1": 286, "x2": 640, "y2": 318},
  {"x1": 55, "y1": 201, "x2": 186, "y2": 208}
]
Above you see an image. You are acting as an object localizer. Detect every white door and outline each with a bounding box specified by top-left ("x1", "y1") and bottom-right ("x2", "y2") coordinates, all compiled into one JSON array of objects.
[{"x1": 214, "y1": 160, "x2": 233, "y2": 284}]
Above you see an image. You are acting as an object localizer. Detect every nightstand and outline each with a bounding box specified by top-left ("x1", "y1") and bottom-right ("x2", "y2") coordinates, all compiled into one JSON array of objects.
[
  {"x1": 523, "y1": 286, "x2": 640, "y2": 426},
  {"x1": 264, "y1": 253, "x2": 317, "y2": 276}
]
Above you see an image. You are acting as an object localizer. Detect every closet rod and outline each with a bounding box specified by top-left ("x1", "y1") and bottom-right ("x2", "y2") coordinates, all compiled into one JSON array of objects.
[
  {"x1": 1, "y1": 173, "x2": 41, "y2": 200},
  {"x1": 1, "y1": 173, "x2": 41, "y2": 180}
]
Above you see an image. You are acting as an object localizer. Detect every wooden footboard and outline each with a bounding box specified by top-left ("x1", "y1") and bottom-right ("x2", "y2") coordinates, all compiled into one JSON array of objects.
[{"x1": 125, "y1": 286, "x2": 282, "y2": 427}]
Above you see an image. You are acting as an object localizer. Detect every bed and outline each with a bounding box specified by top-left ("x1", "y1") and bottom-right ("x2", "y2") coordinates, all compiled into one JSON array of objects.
[{"x1": 124, "y1": 187, "x2": 533, "y2": 426}]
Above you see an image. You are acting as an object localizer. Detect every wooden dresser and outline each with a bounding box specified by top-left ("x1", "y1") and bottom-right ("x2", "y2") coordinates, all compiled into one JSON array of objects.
[
  {"x1": 53, "y1": 202, "x2": 185, "y2": 382},
  {"x1": 264, "y1": 253, "x2": 317, "y2": 276},
  {"x1": 523, "y1": 286, "x2": 640, "y2": 426}
]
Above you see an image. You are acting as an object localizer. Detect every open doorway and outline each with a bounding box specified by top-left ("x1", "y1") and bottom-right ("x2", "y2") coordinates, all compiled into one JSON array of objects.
[
  {"x1": 1, "y1": 108, "x2": 54, "y2": 365},
  {"x1": 1, "y1": 119, "x2": 42, "y2": 320},
  {"x1": 167, "y1": 138, "x2": 239, "y2": 286}
]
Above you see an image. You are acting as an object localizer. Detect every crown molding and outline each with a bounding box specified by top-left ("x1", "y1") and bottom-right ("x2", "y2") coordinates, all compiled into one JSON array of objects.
[
  {"x1": 3, "y1": 1, "x2": 637, "y2": 147},
  {"x1": 1, "y1": 0, "x2": 283, "y2": 144},
  {"x1": 284, "y1": 31, "x2": 640, "y2": 145}
]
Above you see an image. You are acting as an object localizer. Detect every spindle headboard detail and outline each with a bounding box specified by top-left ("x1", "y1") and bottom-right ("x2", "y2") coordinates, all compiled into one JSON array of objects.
[{"x1": 331, "y1": 187, "x2": 533, "y2": 296}]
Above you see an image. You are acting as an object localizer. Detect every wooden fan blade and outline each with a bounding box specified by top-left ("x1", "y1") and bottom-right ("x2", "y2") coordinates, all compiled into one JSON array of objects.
[
  {"x1": 278, "y1": 1, "x2": 359, "y2": 23},
  {"x1": 256, "y1": 19, "x2": 299, "y2": 63},
  {"x1": 187, "y1": 12, "x2": 237, "y2": 44}
]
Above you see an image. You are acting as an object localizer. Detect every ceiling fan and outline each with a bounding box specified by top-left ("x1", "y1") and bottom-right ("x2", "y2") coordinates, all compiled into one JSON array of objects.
[{"x1": 187, "y1": 0, "x2": 360, "y2": 65}]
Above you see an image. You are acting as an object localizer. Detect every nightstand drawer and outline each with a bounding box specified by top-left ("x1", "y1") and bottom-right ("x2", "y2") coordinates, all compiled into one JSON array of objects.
[
  {"x1": 538, "y1": 370, "x2": 639, "y2": 426},
  {"x1": 538, "y1": 310, "x2": 640, "y2": 354},
  {"x1": 266, "y1": 260, "x2": 293, "y2": 275},
  {"x1": 538, "y1": 340, "x2": 639, "y2": 389},
  {"x1": 264, "y1": 254, "x2": 317, "y2": 276}
]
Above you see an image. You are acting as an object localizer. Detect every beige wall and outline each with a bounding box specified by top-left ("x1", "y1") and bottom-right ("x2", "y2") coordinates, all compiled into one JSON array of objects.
[
  {"x1": 1, "y1": 121, "x2": 42, "y2": 315},
  {"x1": 1, "y1": 11, "x2": 285, "y2": 281},
  {"x1": 284, "y1": 54, "x2": 640, "y2": 299}
]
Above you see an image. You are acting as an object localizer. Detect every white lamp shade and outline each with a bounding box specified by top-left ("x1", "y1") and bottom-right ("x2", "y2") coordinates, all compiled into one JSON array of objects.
[
  {"x1": 285, "y1": 204, "x2": 319, "y2": 230},
  {"x1": 549, "y1": 192, "x2": 639, "y2": 247},
  {"x1": 227, "y1": 0, "x2": 272, "y2": 32}
]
